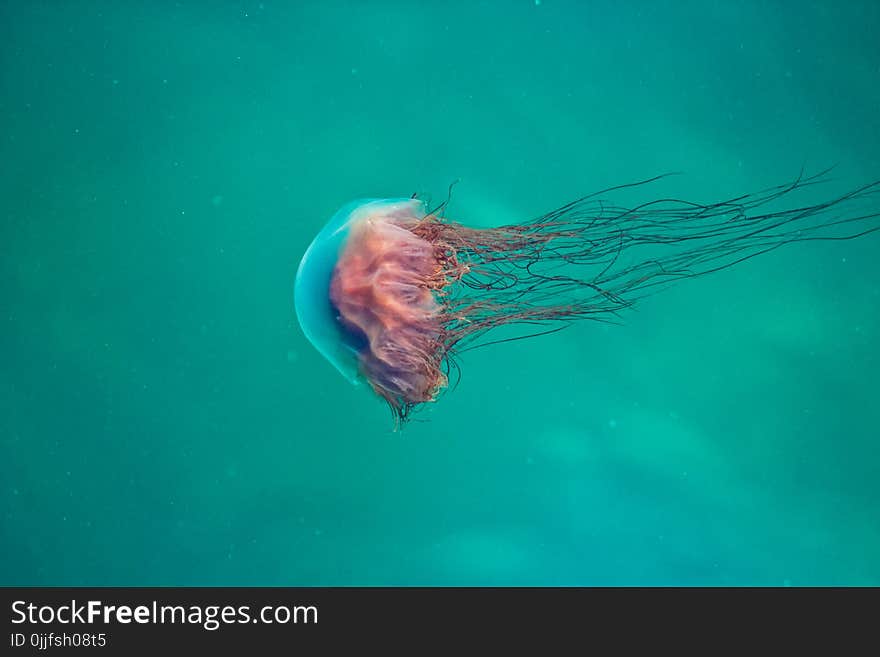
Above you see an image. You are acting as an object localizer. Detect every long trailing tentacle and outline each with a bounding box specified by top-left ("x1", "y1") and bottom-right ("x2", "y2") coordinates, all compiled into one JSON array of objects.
[{"x1": 410, "y1": 168, "x2": 880, "y2": 358}]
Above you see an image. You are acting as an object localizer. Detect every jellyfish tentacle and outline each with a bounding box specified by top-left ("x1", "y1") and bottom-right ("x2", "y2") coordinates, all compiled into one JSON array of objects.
[{"x1": 426, "y1": 171, "x2": 880, "y2": 363}]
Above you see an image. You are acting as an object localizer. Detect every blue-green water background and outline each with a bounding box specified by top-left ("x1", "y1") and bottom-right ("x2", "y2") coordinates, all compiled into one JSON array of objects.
[{"x1": 2, "y1": 1, "x2": 879, "y2": 585}]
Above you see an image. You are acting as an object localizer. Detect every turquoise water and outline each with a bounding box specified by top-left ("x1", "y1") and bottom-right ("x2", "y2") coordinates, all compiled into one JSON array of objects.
[{"x1": 2, "y1": 1, "x2": 878, "y2": 585}]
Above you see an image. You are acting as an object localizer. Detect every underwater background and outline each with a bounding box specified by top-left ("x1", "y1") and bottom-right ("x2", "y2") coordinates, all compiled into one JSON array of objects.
[{"x1": 2, "y1": 0, "x2": 878, "y2": 586}]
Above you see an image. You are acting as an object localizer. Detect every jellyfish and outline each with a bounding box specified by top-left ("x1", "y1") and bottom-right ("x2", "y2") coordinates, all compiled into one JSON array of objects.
[{"x1": 294, "y1": 169, "x2": 879, "y2": 424}]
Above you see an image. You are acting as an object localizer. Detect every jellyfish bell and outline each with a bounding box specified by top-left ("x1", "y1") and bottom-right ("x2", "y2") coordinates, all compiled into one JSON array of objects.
[
  {"x1": 295, "y1": 170, "x2": 880, "y2": 425},
  {"x1": 294, "y1": 197, "x2": 438, "y2": 394},
  {"x1": 294, "y1": 199, "x2": 372, "y2": 386}
]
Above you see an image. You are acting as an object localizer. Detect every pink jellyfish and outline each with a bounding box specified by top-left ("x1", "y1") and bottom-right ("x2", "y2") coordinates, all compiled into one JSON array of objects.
[{"x1": 295, "y1": 170, "x2": 880, "y2": 424}]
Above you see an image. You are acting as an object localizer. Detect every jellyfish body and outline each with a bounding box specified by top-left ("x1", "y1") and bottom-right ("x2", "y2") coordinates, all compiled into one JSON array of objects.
[
  {"x1": 295, "y1": 170, "x2": 880, "y2": 423},
  {"x1": 295, "y1": 198, "x2": 450, "y2": 413},
  {"x1": 294, "y1": 198, "x2": 419, "y2": 385}
]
